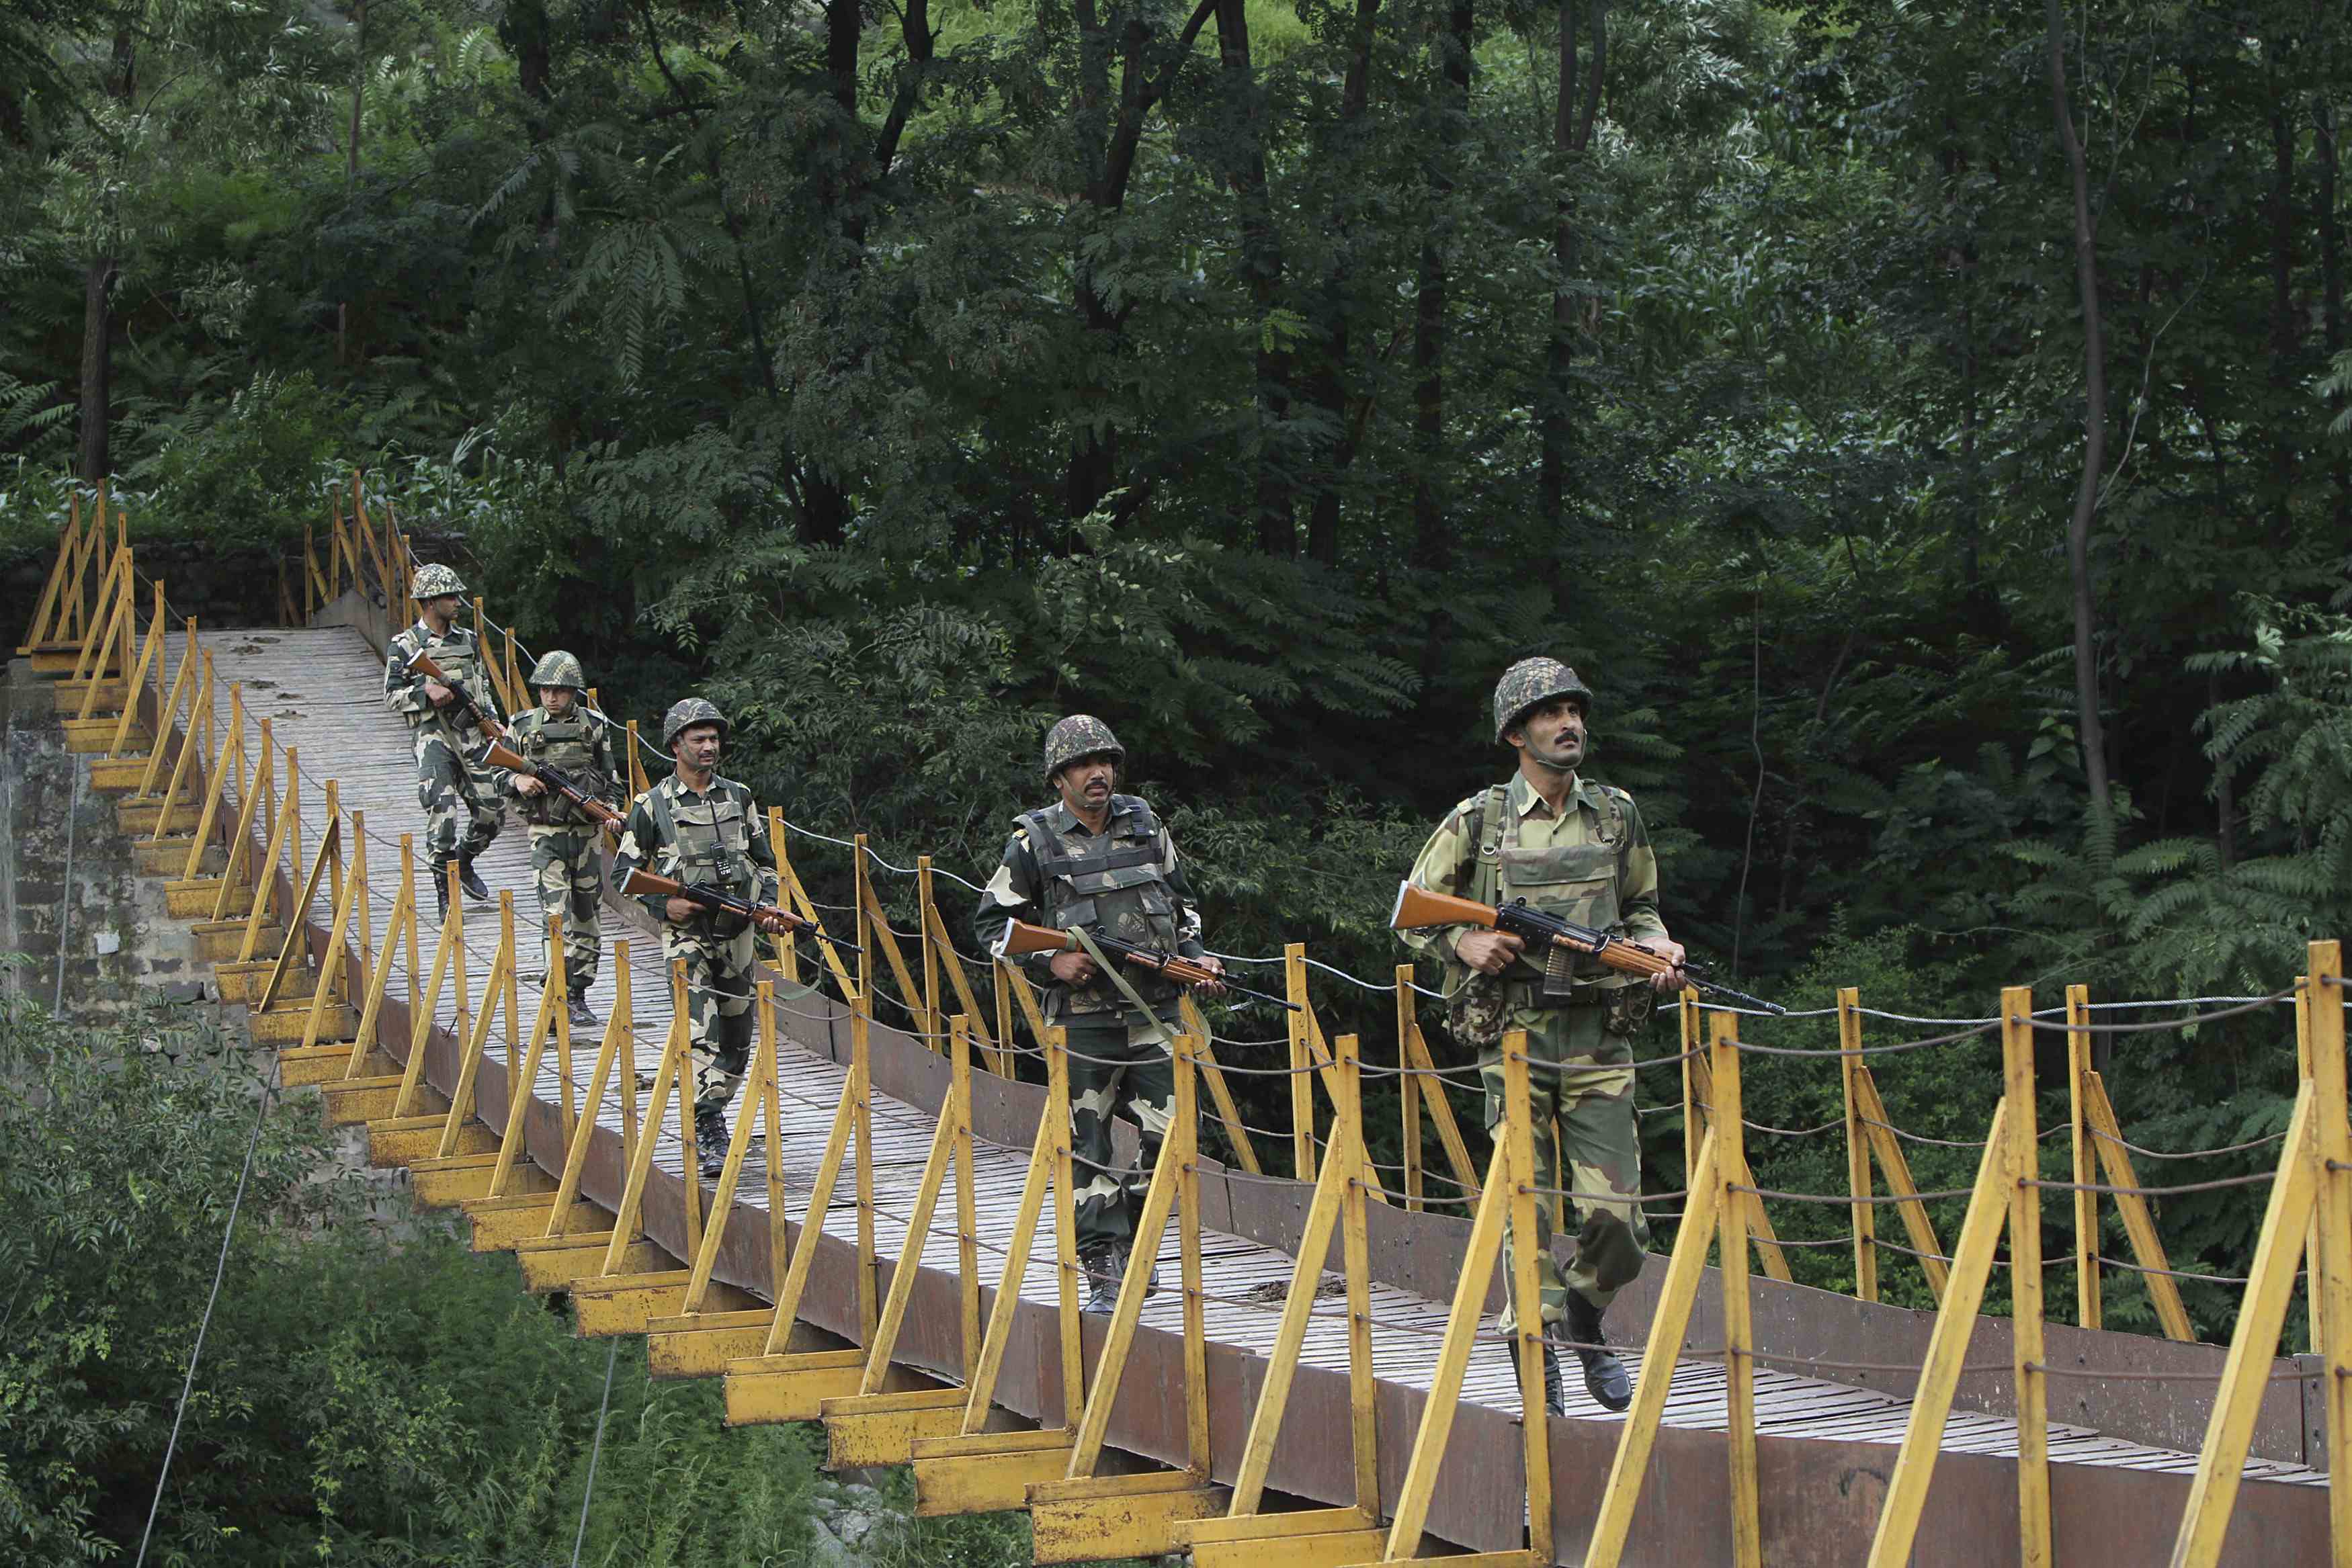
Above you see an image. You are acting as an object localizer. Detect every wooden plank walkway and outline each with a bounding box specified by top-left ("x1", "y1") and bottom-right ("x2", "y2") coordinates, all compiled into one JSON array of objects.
[{"x1": 168, "y1": 623, "x2": 2327, "y2": 1495}]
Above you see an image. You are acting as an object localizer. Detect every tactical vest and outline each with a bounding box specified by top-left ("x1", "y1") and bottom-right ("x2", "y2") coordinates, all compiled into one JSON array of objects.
[
  {"x1": 409, "y1": 624, "x2": 487, "y2": 732},
  {"x1": 1469, "y1": 781, "x2": 1630, "y2": 1006},
  {"x1": 1022, "y1": 796, "x2": 1182, "y2": 1012},
  {"x1": 657, "y1": 781, "x2": 757, "y2": 934},
  {"x1": 517, "y1": 711, "x2": 602, "y2": 827}
]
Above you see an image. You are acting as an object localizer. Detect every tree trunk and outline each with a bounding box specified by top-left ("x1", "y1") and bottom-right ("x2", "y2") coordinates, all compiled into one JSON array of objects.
[
  {"x1": 1062, "y1": 0, "x2": 1220, "y2": 528},
  {"x1": 1411, "y1": 0, "x2": 1473, "y2": 573},
  {"x1": 1217, "y1": 0, "x2": 1295, "y2": 556},
  {"x1": 2267, "y1": 102, "x2": 2297, "y2": 543},
  {"x1": 2318, "y1": 96, "x2": 2348, "y2": 533},
  {"x1": 76, "y1": 28, "x2": 136, "y2": 485},
  {"x1": 1302, "y1": 0, "x2": 1383, "y2": 566},
  {"x1": 77, "y1": 257, "x2": 116, "y2": 484},
  {"x1": 341, "y1": 1, "x2": 367, "y2": 365},
  {"x1": 1538, "y1": 1, "x2": 1603, "y2": 539},
  {"x1": 2046, "y1": 0, "x2": 2110, "y2": 812}
]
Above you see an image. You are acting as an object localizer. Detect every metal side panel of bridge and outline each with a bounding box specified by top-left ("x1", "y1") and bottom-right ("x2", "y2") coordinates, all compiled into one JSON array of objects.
[
  {"x1": 19, "y1": 488, "x2": 2334, "y2": 1568},
  {"x1": 147, "y1": 615, "x2": 2335, "y2": 1567}
]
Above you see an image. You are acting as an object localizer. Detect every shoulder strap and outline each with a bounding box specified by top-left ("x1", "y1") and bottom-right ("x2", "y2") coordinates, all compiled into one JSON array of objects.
[{"x1": 1469, "y1": 784, "x2": 1510, "y2": 905}]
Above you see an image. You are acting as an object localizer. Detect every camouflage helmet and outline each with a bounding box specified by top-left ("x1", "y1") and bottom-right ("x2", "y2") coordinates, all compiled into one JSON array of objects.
[
  {"x1": 1492, "y1": 657, "x2": 1596, "y2": 743},
  {"x1": 662, "y1": 697, "x2": 728, "y2": 752},
  {"x1": 1042, "y1": 714, "x2": 1124, "y2": 782},
  {"x1": 528, "y1": 649, "x2": 587, "y2": 691},
  {"x1": 411, "y1": 562, "x2": 468, "y2": 601}
]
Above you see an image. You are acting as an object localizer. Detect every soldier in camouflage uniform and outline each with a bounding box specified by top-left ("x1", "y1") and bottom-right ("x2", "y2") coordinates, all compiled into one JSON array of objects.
[
  {"x1": 383, "y1": 564, "x2": 504, "y2": 923},
  {"x1": 611, "y1": 697, "x2": 787, "y2": 1178},
  {"x1": 1400, "y1": 658, "x2": 1686, "y2": 1415},
  {"x1": 972, "y1": 715, "x2": 1225, "y2": 1314},
  {"x1": 493, "y1": 650, "x2": 622, "y2": 1030}
]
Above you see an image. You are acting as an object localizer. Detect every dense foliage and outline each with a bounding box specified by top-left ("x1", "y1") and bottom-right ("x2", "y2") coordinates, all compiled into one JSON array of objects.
[
  {"x1": 5, "y1": 0, "x2": 2350, "y2": 1331},
  {"x1": 0, "y1": 981, "x2": 1123, "y2": 1564}
]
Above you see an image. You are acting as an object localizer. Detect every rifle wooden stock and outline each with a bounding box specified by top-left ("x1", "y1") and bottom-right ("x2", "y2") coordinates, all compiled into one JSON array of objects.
[
  {"x1": 1390, "y1": 883, "x2": 1504, "y2": 933},
  {"x1": 994, "y1": 919, "x2": 1237, "y2": 996},
  {"x1": 1389, "y1": 879, "x2": 1677, "y2": 984},
  {"x1": 620, "y1": 867, "x2": 860, "y2": 954},
  {"x1": 480, "y1": 740, "x2": 623, "y2": 827},
  {"x1": 407, "y1": 650, "x2": 505, "y2": 738}
]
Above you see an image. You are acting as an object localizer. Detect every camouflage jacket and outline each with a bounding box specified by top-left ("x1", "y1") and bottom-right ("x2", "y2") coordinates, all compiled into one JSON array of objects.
[
  {"x1": 384, "y1": 619, "x2": 491, "y2": 737},
  {"x1": 612, "y1": 772, "x2": 780, "y2": 937},
  {"x1": 972, "y1": 795, "x2": 1207, "y2": 1018},
  {"x1": 1401, "y1": 772, "x2": 1666, "y2": 996},
  {"x1": 494, "y1": 704, "x2": 622, "y2": 829}
]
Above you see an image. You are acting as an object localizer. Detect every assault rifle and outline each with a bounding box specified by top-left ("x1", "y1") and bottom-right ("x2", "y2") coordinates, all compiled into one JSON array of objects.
[
  {"x1": 480, "y1": 739, "x2": 624, "y2": 828},
  {"x1": 407, "y1": 650, "x2": 507, "y2": 740},
  {"x1": 620, "y1": 867, "x2": 861, "y2": 955},
  {"x1": 1390, "y1": 882, "x2": 1786, "y2": 1015},
  {"x1": 992, "y1": 918, "x2": 1299, "y2": 1012}
]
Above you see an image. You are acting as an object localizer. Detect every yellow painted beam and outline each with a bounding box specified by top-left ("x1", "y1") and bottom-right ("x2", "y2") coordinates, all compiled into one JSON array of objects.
[
  {"x1": 1865, "y1": 1097, "x2": 2014, "y2": 1568},
  {"x1": 2167, "y1": 1084, "x2": 2320, "y2": 1568}
]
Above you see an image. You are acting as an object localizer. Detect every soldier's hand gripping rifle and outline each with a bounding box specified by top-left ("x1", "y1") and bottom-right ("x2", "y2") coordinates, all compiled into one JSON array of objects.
[
  {"x1": 1390, "y1": 881, "x2": 1786, "y2": 1015},
  {"x1": 991, "y1": 918, "x2": 1300, "y2": 1011},
  {"x1": 619, "y1": 867, "x2": 862, "y2": 955},
  {"x1": 480, "y1": 739, "x2": 624, "y2": 828},
  {"x1": 407, "y1": 650, "x2": 507, "y2": 740}
]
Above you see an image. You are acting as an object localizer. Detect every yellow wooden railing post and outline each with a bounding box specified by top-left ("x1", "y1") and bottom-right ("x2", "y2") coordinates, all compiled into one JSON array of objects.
[
  {"x1": 486, "y1": 914, "x2": 567, "y2": 1201},
  {"x1": 851, "y1": 836, "x2": 878, "y2": 1338},
  {"x1": 178, "y1": 687, "x2": 245, "y2": 875},
  {"x1": 103, "y1": 580, "x2": 164, "y2": 756},
  {"x1": 17, "y1": 503, "x2": 80, "y2": 654},
  {"x1": 952, "y1": 1014, "x2": 980, "y2": 1377},
  {"x1": 1714, "y1": 1012, "x2": 1760, "y2": 1567},
  {"x1": 1504, "y1": 1029, "x2": 1554, "y2": 1563},
  {"x1": 2004, "y1": 986, "x2": 2050, "y2": 1567},
  {"x1": 2167, "y1": 1083, "x2": 2323, "y2": 1568},
  {"x1": 682, "y1": 979, "x2": 779, "y2": 1313},
  {"x1": 1396, "y1": 967, "x2": 1423, "y2": 1211},
  {"x1": 2305, "y1": 942, "x2": 2351, "y2": 1568},
  {"x1": 1376, "y1": 1137, "x2": 1509, "y2": 1560},
  {"x1": 769, "y1": 809, "x2": 802, "y2": 987},
  {"x1": 232, "y1": 746, "x2": 297, "y2": 955},
  {"x1": 1838, "y1": 987, "x2": 1877, "y2": 1303},
  {"x1": 1586, "y1": 1125, "x2": 1724, "y2": 1568},
  {"x1": 2297, "y1": 974, "x2": 2323, "y2": 1358},
  {"x1": 1865, "y1": 1097, "x2": 2016, "y2": 1568},
  {"x1": 1680, "y1": 988, "x2": 1703, "y2": 1197},
  {"x1": 434, "y1": 891, "x2": 514, "y2": 1159},
  {"x1": 672, "y1": 959, "x2": 704, "y2": 1268},
  {"x1": 918, "y1": 855, "x2": 943, "y2": 1050},
  {"x1": 1286, "y1": 943, "x2": 1314, "y2": 1180},
  {"x1": 148, "y1": 651, "x2": 212, "y2": 839},
  {"x1": 2066, "y1": 982, "x2": 2100, "y2": 1329}
]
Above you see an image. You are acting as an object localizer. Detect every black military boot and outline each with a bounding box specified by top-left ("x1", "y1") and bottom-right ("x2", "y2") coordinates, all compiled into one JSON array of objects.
[
  {"x1": 566, "y1": 990, "x2": 599, "y2": 1029},
  {"x1": 1079, "y1": 1244, "x2": 1122, "y2": 1315},
  {"x1": 433, "y1": 856, "x2": 454, "y2": 926},
  {"x1": 457, "y1": 853, "x2": 492, "y2": 904},
  {"x1": 694, "y1": 1104, "x2": 730, "y2": 1179},
  {"x1": 1562, "y1": 1293, "x2": 1632, "y2": 1412},
  {"x1": 1540, "y1": 1338, "x2": 1567, "y2": 1418}
]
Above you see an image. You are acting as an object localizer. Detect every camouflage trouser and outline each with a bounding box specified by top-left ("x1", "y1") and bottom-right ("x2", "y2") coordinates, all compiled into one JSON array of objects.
[
  {"x1": 1063, "y1": 1010, "x2": 1177, "y2": 1253},
  {"x1": 663, "y1": 922, "x2": 756, "y2": 1113},
  {"x1": 411, "y1": 722, "x2": 502, "y2": 863},
  {"x1": 1480, "y1": 1001, "x2": 1648, "y2": 1330},
  {"x1": 528, "y1": 826, "x2": 601, "y2": 994}
]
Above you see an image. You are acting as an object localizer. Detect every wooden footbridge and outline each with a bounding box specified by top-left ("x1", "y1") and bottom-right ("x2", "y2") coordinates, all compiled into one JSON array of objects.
[{"x1": 15, "y1": 485, "x2": 2351, "y2": 1566}]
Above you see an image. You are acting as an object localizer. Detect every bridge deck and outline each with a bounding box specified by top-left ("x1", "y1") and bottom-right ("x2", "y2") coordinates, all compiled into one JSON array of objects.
[{"x1": 169, "y1": 625, "x2": 2327, "y2": 1518}]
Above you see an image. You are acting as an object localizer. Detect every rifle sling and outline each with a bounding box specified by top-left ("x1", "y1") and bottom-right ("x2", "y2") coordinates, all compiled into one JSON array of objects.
[{"x1": 1069, "y1": 927, "x2": 1176, "y2": 1049}]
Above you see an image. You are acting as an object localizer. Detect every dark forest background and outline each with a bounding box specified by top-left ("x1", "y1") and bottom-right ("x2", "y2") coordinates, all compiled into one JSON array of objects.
[{"x1": 6, "y1": 3, "x2": 2352, "y2": 1537}]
